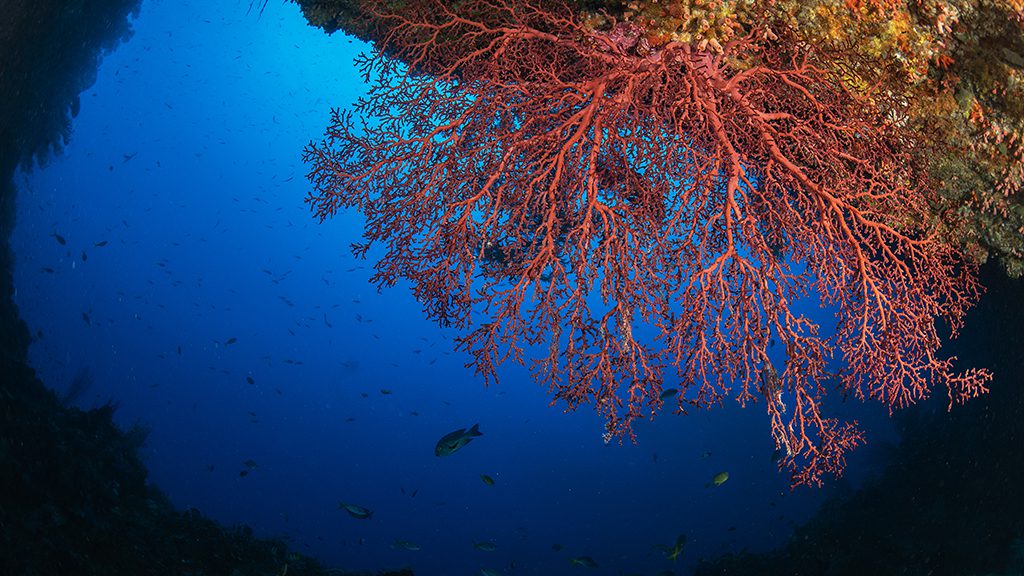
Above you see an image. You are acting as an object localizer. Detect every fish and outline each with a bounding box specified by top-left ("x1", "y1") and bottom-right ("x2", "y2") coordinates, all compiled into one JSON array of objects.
[
  {"x1": 665, "y1": 534, "x2": 687, "y2": 562},
  {"x1": 246, "y1": 376, "x2": 255, "y2": 385},
  {"x1": 480, "y1": 474, "x2": 495, "y2": 486},
  {"x1": 339, "y1": 502, "x2": 372, "y2": 519},
  {"x1": 225, "y1": 337, "x2": 238, "y2": 345},
  {"x1": 52, "y1": 232, "x2": 66, "y2": 245},
  {"x1": 479, "y1": 569, "x2": 503, "y2": 576},
  {"x1": 569, "y1": 556, "x2": 599, "y2": 568},
  {"x1": 243, "y1": 459, "x2": 258, "y2": 469},
  {"x1": 392, "y1": 539, "x2": 421, "y2": 551},
  {"x1": 94, "y1": 240, "x2": 108, "y2": 247},
  {"x1": 473, "y1": 541, "x2": 498, "y2": 552},
  {"x1": 706, "y1": 471, "x2": 729, "y2": 488},
  {"x1": 435, "y1": 423, "x2": 483, "y2": 457},
  {"x1": 659, "y1": 388, "x2": 678, "y2": 400}
]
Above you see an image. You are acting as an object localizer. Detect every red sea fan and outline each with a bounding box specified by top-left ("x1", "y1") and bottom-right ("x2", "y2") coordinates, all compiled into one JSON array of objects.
[{"x1": 303, "y1": 0, "x2": 991, "y2": 486}]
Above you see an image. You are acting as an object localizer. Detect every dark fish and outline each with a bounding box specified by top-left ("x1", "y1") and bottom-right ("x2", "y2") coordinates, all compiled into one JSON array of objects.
[
  {"x1": 480, "y1": 474, "x2": 495, "y2": 486},
  {"x1": 225, "y1": 337, "x2": 238, "y2": 345},
  {"x1": 435, "y1": 423, "x2": 483, "y2": 457},
  {"x1": 392, "y1": 539, "x2": 421, "y2": 551},
  {"x1": 239, "y1": 470, "x2": 249, "y2": 477},
  {"x1": 339, "y1": 502, "x2": 372, "y2": 520},
  {"x1": 245, "y1": 375, "x2": 255, "y2": 385},
  {"x1": 569, "y1": 556, "x2": 598, "y2": 568},
  {"x1": 659, "y1": 388, "x2": 678, "y2": 400},
  {"x1": 82, "y1": 312, "x2": 91, "y2": 325},
  {"x1": 665, "y1": 534, "x2": 687, "y2": 562},
  {"x1": 94, "y1": 240, "x2": 108, "y2": 247},
  {"x1": 52, "y1": 232, "x2": 66, "y2": 245},
  {"x1": 81, "y1": 251, "x2": 87, "y2": 262},
  {"x1": 41, "y1": 267, "x2": 55, "y2": 274}
]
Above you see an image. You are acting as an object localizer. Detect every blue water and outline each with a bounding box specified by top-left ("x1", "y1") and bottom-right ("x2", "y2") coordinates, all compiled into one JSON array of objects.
[{"x1": 11, "y1": 1, "x2": 897, "y2": 574}]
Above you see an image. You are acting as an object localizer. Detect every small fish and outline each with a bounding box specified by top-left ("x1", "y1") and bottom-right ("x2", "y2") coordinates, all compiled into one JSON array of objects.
[
  {"x1": 94, "y1": 240, "x2": 108, "y2": 247},
  {"x1": 246, "y1": 376, "x2": 255, "y2": 385},
  {"x1": 81, "y1": 251, "x2": 87, "y2": 262},
  {"x1": 380, "y1": 388, "x2": 393, "y2": 395},
  {"x1": 392, "y1": 539, "x2": 421, "y2": 551},
  {"x1": 551, "y1": 543, "x2": 564, "y2": 552},
  {"x1": 225, "y1": 337, "x2": 238, "y2": 345},
  {"x1": 52, "y1": 232, "x2": 66, "y2": 245},
  {"x1": 665, "y1": 534, "x2": 687, "y2": 562},
  {"x1": 339, "y1": 502, "x2": 372, "y2": 520},
  {"x1": 569, "y1": 556, "x2": 598, "y2": 568},
  {"x1": 659, "y1": 388, "x2": 678, "y2": 400},
  {"x1": 82, "y1": 312, "x2": 91, "y2": 325},
  {"x1": 706, "y1": 471, "x2": 729, "y2": 488},
  {"x1": 41, "y1": 267, "x2": 55, "y2": 274},
  {"x1": 435, "y1": 423, "x2": 483, "y2": 457},
  {"x1": 480, "y1": 474, "x2": 495, "y2": 486},
  {"x1": 243, "y1": 459, "x2": 258, "y2": 469},
  {"x1": 239, "y1": 469, "x2": 250, "y2": 477},
  {"x1": 473, "y1": 541, "x2": 498, "y2": 552}
]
